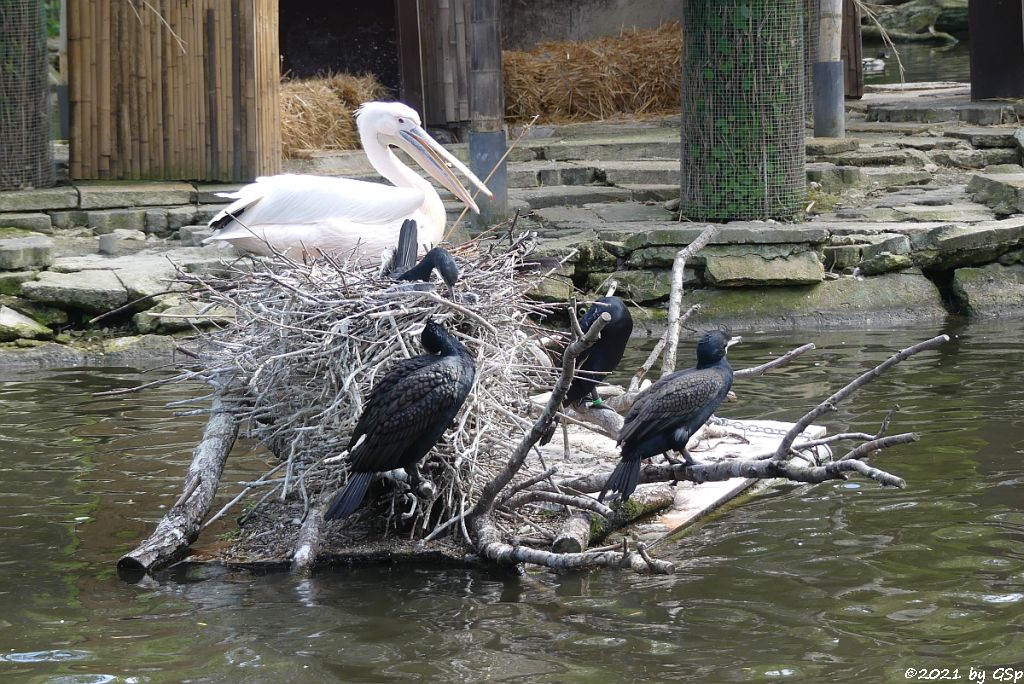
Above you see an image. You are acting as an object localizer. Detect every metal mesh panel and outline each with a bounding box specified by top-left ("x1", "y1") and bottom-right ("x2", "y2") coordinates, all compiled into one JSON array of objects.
[
  {"x1": 0, "y1": 0, "x2": 55, "y2": 190},
  {"x1": 804, "y1": 0, "x2": 820, "y2": 121},
  {"x1": 680, "y1": 0, "x2": 805, "y2": 221}
]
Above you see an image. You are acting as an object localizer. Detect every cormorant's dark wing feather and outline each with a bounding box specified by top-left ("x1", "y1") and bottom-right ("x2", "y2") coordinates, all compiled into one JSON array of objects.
[
  {"x1": 347, "y1": 356, "x2": 471, "y2": 473},
  {"x1": 618, "y1": 369, "x2": 727, "y2": 447}
]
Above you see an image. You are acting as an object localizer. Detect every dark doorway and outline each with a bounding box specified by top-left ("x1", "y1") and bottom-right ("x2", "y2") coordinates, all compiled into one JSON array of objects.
[{"x1": 279, "y1": 0, "x2": 400, "y2": 94}]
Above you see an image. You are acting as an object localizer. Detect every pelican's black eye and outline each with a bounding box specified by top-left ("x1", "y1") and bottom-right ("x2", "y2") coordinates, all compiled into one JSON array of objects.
[{"x1": 398, "y1": 117, "x2": 405, "y2": 124}]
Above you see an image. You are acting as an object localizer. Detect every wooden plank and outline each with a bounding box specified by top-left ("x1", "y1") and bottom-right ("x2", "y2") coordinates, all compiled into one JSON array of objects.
[
  {"x1": 102, "y1": 0, "x2": 114, "y2": 177},
  {"x1": 68, "y1": 0, "x2": 82, "y2": 178},
  {"x1": 206, "y1": 8, "x2": 220, "y2": 180},
  {"x1": 231, "y1": 0, "x2": 242, "y2": 179},
  {"x1": 453, "y1": 0, "x2": 469, "y2": 121},
  {"x1": 395, "y1": 0, "x2": 425, "y2": 114}
]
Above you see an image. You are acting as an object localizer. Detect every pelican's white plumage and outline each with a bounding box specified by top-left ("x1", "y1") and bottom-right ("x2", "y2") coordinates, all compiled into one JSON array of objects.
[{"x1": 204, "y1": 102, "x2": 492, "y2": 260}]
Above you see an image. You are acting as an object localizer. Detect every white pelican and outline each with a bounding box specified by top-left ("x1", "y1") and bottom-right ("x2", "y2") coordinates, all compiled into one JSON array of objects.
[{"x1": 203, "y1": 101, "x2": 493, "y2": 260}]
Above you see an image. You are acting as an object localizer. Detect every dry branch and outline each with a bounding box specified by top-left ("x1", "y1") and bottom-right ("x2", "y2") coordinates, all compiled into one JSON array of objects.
[
  {"x1": 118, "y1": 396, "x2": 238, "y2": 572},
  {"x1": 662, "y1": 225, "x2": 720, "y2": 377},
  {"x1": 772, "y1": 335, "x2": 949, "y2": 459}
]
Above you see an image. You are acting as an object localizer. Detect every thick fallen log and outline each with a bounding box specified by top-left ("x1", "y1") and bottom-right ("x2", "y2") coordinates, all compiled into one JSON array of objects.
[
  {"x1": 552, "y1": 484, "x2": 676, "y2": 553},
  {"x1": 118, "y1": 396, "x2": 238, "y2": 572}
]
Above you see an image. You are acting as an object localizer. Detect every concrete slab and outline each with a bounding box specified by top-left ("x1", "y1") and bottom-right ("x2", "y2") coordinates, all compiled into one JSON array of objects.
[
  {"x1": 944, "y1": 127, "x2": 1019, "y2": 149},
  {"x1": 510, "y1": 185, "x2": 633, "y2": 209},
  {"x1": 0, "y1": 213, "x2": 53, "y2": 233},
  {"x1": 0, "y1": 230, "x2": 53, "y2": 271},
  {"x1": 77, "y1": 181, "x2": 196, "y2": 209},
  {"x1": 0, "y1": 187, "x2": 78, "y2": 212},
  {"x1": 892, "y1": 203, "x2": 994, "y2": 223},
  {"x1": 21, "y1": 269, "x2": 129, "y2": 314}
]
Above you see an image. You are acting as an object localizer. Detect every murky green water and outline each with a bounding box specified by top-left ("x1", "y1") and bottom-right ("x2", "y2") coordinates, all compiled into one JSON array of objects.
[
  {"x1": 863, "y1": 41, "x2": 971, "y2": 86},
  {"x1": 2, "y1": 320, "x2": 1023, "y2": 682}
]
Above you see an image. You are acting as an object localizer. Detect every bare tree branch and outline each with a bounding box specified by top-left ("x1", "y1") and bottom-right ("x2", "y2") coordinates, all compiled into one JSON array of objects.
[
  {"x1": 734, "y1": 343, "x2": 816, "y2": 378},
  {"x1": 772, "y1": 335, "x2": 949, "y2": 460},
  {"x1": 662, "y1": 225, "x2": 720, "y2": 377}
]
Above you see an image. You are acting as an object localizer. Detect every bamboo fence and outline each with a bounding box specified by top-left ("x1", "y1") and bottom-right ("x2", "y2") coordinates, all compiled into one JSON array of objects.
[{"x1": 67, "y1": 0, "x2": 281, "y2": 181}]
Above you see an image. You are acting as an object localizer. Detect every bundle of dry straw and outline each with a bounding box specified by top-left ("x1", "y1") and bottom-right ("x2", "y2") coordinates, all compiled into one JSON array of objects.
[
  {"x1": 280, "y1": 73, "x2": 390, "y2": 158},
  {"x1": 177, "y1": 231, "x2": 565, "y2": 543},
  {"x1": 504, "y1": 22, "x2": 682, "y2": 122}
]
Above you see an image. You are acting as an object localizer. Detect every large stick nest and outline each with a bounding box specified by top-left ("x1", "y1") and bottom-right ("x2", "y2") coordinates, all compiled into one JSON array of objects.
[{"x1": 182, "y1": 230, "x2": 566, "y2": 544}]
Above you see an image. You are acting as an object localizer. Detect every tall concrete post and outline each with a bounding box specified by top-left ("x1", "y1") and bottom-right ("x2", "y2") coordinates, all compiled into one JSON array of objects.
[
  {"x1": 468, "y1": 0, "x2": 507, "y2": 229},
  {"x1": 813, "y1": 0, "x2": 845, "y2": 138}
]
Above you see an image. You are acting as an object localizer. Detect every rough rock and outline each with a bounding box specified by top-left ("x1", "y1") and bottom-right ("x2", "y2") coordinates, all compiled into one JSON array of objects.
[
  {"x1": 0, "y1": 212, "x2": 53, "y2": 233},
  {"x1": 892, "y1": 203, "x2": 993, "y2": 223},
  {"x1": 0, "y1": 305, "x2": 52, "y2": 341},
  {"x1": 686, "y1": 269, "x2": 947, "y2": 330},
  {"x1": 585, "y1": 269, "x2": 698, "y2": 303},
  {"x1": 858, "y1": 252, "x2": 915, "y2": 275},
  {"x1": 702, "y1": 246, "x2": 823, "y2": 287},
  {"x1": 622, "y1": 224, "x2": 828, "y2": 251},
  {"x1": 0, "y1": 187, "x2": 78, "y2": 212},
  {"x1": 823, "y1": 244, "x2": 861, "y2": 271},
  {"x1": 179, "y1": 225, "x2": 216, "y2": 247},
  {"x1": 912, "y1": 218, "x2": 1024, "y2": 270},
  {"x1": 806, "y1": 163, "x2": 865, "y2": 192},
  {"x1": 0, "y1": 295, "x2": 68, "y2": 326},
  {"x1": 21, "y1": 269, "x2": 129, "y2": 314},
  {"x1": 133, "y1": 300, "x2": 234, "y2": 333},
  {"x1": 951, "y1": 263, "x2": 1024, "y2": 317},
  {"x1": 0, "y1": 230, "x2": 53, "y2": 270},
  {"x1": 87, "y1": 208, "x2": 148, "y2": 234},
  {"x1": 0, "y1": 271, "x2": 37, "y2": 295},
  {"x1": 932, "y1": 149, "x2": 1020, "y2": 170},
  {"x1": 968, "y1": 173, "x2": 1024, "y2": 215},
  {"x1": 944, "y1": 127, "x2": 1019, "y2": 149},
  {"x1": 806, "y1": 137, "x2": 859, "y2": 156}
]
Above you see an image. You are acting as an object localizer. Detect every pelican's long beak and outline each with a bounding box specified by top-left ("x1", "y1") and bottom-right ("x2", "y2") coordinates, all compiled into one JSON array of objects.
[{"x1": 398, "y1": 126, "x2": 493, "y2": 214}]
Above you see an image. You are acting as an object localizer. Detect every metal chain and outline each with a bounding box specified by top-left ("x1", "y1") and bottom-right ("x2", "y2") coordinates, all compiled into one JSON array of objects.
[{"x1": 709, "y1": 415, "x2": 793, "y2": 437}]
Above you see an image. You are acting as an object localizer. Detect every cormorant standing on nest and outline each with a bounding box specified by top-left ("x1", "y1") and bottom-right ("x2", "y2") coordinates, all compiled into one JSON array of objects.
[
  {"x1": 565, "y1": 296, "x2": 633, "y2": 407},
  {"x1": 539, "y1": 296, "x2": 633, "y2": 447},
  {"x1": 599, "y1": 330, "x2": 740, "y2": 503},
  {"x1": 386, "y1": 219, "x2": 460, "y2": 298},
  {"x1": 324, "y1": 320, "x2": 476, "y2": 521}
]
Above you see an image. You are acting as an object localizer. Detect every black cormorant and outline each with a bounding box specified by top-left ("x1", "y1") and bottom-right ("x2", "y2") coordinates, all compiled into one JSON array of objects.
[
  {"x1": 324, "y1": 320, "x2": 476, "y2": 521},
  {"x1": 599, "y1": 330, "x2": 740, "y2": 503},
  {"x1": 564, "y1": 296, "x2": 633, "y2": 407},
  {"x1": 387, "y1": 219, "x2": 459, "y2": 298}
]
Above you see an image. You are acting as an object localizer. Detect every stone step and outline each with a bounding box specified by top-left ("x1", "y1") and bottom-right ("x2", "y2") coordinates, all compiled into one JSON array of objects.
[
  {"x1": 967, "y1": 172, "x2": 1024, "y2": 215},
  {"x1": 509, "y1": 185, "x2": 634, "y2": 209},
  {"x1": 76, "y1": 181, "x2": 196, "y2": 209},
  {"x1": 944, "y1": 127, "x2": 1020, "y2": 149},
  {"x1": 867, "y1": 100, "x2": 1022, "y2": 126}
]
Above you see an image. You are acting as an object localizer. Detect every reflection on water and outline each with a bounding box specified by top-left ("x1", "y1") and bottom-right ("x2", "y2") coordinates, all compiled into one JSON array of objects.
[
  {"x1": 1, "y1": 320, "x2": 1024, "y2": 682},
  {"x1": 863, "y1": 41, "x2": 971, "y2": 85}
]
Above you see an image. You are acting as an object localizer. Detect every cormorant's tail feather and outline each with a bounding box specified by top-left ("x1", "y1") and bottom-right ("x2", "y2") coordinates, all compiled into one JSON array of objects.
[
  {"x1": 323, "y1": 472, "x2": 374, "y2": 521},
  {"x1": 392, "y1": 219, "x2": 419, "y2": 276},
  {"x1": 598, "y1": 460, "x2": 640, "y2": 503}
]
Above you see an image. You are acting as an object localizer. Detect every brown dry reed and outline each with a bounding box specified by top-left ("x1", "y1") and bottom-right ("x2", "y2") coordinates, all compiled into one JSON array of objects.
[
  {"x1": 503, "y1": 22, "x2": 682, "y2": 122},
  {"x1": 278, "y1": 22, "x2": 683, "y2": 156},
  {"x1": 279, "y1": 72, "x2": 390, "y2": 158}
]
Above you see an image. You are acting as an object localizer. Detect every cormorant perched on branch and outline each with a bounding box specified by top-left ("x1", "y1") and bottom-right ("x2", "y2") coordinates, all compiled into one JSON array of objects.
[
  {"x1": 599, "y1": 330, "x2": 740, "y2": 503},
  {"x1": 565, "y1": 296, "x2": 633, "y2": 406},
  {"x1": 386, "y1": 219, "x2": 460, "y2": 298},
  {"x1": 324, "y1": 320, "x2": 476, "y2": 521}
]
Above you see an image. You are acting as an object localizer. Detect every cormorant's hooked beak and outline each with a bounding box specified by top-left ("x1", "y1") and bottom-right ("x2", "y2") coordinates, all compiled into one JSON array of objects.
[
  {"x1": 396, "y1": 126, "x2": 493, "y2": 214},
  {"x1": 726, "y1": 335, "x2": 743, "y2": 350}
]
